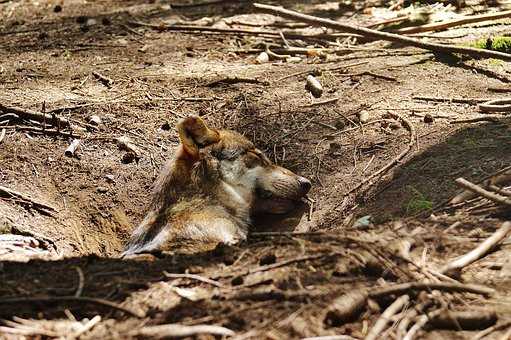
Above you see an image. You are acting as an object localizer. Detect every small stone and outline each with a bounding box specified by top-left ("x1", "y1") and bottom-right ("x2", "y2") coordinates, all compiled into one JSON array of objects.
[
  {"x1": 423, "y1": 113, "x2": 434, "y2": 123},
  {"x1": 255, "y1": 51, "x2": 269, "y2": 64},
  {"x1": 286, "y1": 56, "x2": 302, "y2": 63},
  {"x1": 358, "y1": 110, "x2": 370, "y2": 124},
  {"x1": 88, "y1": 115, "x2": 102, "y2": 126},
  {"x1": 85, "y1": 18, "x2": 97, "y2": 27},
  {"x1": 53, "y1": 5, "x2": 62, "y2": 12},
  {"x1": 97, "y1": 186, "x2": 108, "y2": 193},
  {"x1": 389, "y1": 122, "x2": 401, "y2": 130},
  {"x1": 305, "y1": 75, "x2": 323, "y2": 98}
]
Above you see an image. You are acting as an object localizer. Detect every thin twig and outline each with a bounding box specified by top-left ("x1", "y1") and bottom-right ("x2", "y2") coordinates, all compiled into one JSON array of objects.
[
  {"x1": 370, "y1": 281, "x2": 495, "y2": 298},
  {"x1": 365, "y1": 295, "x2": 410, "y2": 340},
  {"x1": 395, "y1": 10, "x2": 511, "y2": 35},
  {"x1": 163, "y1": 272, "x2": 224, "y2": 288},
  {"x1": 129, "y1": 323, "x2": 235, "y2": 338},
  {"x1": 440, "y1": 221, "x2": 511, "y2": 275},
  {"x1": 73, "y1": 266, "x2": 85, "y2": 297},
  {"x1": 0, "y1": 296, "x2": 143, "y2": 318},
  {"x1": 455, "y1": 178, "x2": 511, "y2": 206}
]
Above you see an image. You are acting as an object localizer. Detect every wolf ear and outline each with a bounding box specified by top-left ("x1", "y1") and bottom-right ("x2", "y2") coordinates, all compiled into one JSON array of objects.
[{"x1": 177, "y1": 116, "x2": 220, "y2": 158}]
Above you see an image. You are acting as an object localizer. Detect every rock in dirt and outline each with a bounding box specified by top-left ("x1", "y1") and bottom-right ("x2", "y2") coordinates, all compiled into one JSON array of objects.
[
  {"x1": 324, "y1": 290, "x2": 368, "y2": 326},
  {"x1": 256, "y1": 52, "x2": 269, "y2": 64},
  {"x1": 305, "y1": 75, "x2": 323, "y2": 98}
]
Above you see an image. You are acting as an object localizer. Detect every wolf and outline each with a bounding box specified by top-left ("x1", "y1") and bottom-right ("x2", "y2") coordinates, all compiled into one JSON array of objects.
[{"x1": 123, "y1": 116, "x2": 311, "y2": 255}]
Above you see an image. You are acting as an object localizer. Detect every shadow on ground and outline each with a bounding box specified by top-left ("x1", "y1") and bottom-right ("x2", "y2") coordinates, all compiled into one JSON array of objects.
[{"x1": 364, "y1": 121, "x2": 511, "y2": 220}]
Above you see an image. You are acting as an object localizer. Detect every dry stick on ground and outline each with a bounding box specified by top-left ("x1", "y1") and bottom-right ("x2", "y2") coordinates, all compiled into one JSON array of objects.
[
  {"x1": 413, "y1": 96, "x2": 490, "y2": 104},
  {"x1": 396, "y1": 10, "x2": 511, "y2": 35},
  {"x1": 130, "y1": 323, "x2": 235, "y2": 338},
  {"x1": 206, "y1": 76, "x2": 269, "y2": 87},
  {"x1": 479, "y1": 98, "x2": 511, "y2": 113},
  {"x1": 163, "y1": 271, "x2": 224, "y2": 288},
  {"x1": 403, "y1": 308, "x2": 443, "y2": 340},
  {"x1": 73, "y1": 266, "x2": 85, "y2": 297},
  {"x1": 455, "y1": 178, "x2": 511, "y2": 206},
  {"x1": 65, "y1": 139, "x2": 81, "y2": 157},
  {"x1": 370, "y1": 281, "x2": 495, "y2": 298},
  {"x1": 450, "y1": 166, "x2": 511, "y2": 204},
  {"x1": 0, "y1": 296, "x2": 143, "y2": 318},
  {"x1": 440, "y1": 221, "x2": 511, "y2": 275},
  {"x1": 128, "y1": 20, "x2": 355, "y2": 42},
  {"x1": 214, "y1": 253, "x2": 340, "y2": 279},
  {"x1": 365, "y1": 295, "x2": 410, "y2": 340},
  {"x1": 0, "y1": 184, "x2": 57, "y2": 214},
  {"x1": 92, "y1": 71, "x2": 113, "y2": 88},
  {"x1": 343, "y1": 113, "x2": 415, "y2": 197},
  {"x1": 0, "y1": 104, "x2": 71, "y2": 128},
  {"x1": 253, "y1": 3, "x2": 511, "y2": 61}
]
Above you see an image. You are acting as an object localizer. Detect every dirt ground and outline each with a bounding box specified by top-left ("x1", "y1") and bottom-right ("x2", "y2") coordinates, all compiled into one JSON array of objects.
[{"x1": 1, "y1": 0, "x2": 511, "y2": 339}]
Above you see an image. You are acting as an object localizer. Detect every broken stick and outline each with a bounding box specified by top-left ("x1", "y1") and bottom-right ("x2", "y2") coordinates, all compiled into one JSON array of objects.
[
  {"x1": 253, "y1": 3, "x2": 511, "y2": 61},
  {"x1": 0, "y1": 104, "x2": 70, "y2": 128},
  {"x1": 440, "y1": 221, "x2": 511, "y2": 275},
  {"x1": 365, "y1": 295, "x2": 409, "y2": 340},
  {"x1": 455, "y1": 178, "x2": 511, "y2": 206}
]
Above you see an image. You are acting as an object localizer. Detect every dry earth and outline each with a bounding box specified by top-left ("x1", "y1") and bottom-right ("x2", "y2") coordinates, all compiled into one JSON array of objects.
[{"x1": 0, "y1": 0, "x2": 511, "y2": 339}]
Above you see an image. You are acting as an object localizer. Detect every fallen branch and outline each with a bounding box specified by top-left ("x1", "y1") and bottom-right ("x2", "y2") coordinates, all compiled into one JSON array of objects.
[
  {"x1": 0, "y1": 296, "x2": 143, "y2": 318},
  {"x1": 206, "y1": 76, "x2": 269, "y2": 87},
  {"x1": 0, "y1": 104, "x2": 70, "y2": 128},
  {"x1": 479, "y1": 98, "x2": 511, "y2": 113},
  {"x1": 440, "y1": 221, "x2": 511, "y2": 275},
  {"x1": 92, "y1": 71, "x2": 113, "y2": 88},
  {"x1": 455, "y1": 178, "x2": 511, "y2": 206},
  {"x1": 365, "y1": 295, "x2": 409, "y2": 340},
  {"x1": 413, "y1": 96, "x2": 489, "y2": 104},
  {"x1": 370, "y1": 281, "x2": 495, "y2": 298},
  {"x1": 129, "y1": 323, "x2": 235, "y2": 338},
  {"x1": 396, "y1": 10, "x2": 511, "y2": 35},
  {"x1": 0, "y1": 184, "x2": 57, "y2": 214},
  {"x1": 428, "y1": 309, "x2": 497, "y2": 330},
  {"x1": 324, "y1": 291, "x2": 368, "y2": 326},
  {"x1": 253, "y1": 3, "x2": 511, "y2": 61}
]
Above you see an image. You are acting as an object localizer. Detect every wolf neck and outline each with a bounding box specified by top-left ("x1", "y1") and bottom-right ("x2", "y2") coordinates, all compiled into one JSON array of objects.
[{"x1": 215, "y1": 181, "x2": 252, "y2": 225}]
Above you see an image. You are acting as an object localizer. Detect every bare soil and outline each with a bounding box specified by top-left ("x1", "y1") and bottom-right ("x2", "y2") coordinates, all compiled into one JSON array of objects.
[{"x1": 1, "y1": 1, "x2": 510, "y2": 339}]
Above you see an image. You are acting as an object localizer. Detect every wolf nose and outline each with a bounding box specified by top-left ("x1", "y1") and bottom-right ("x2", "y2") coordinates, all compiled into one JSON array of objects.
[{"x1": 298, "y1": 177, "x2": 311, "y2": 194}]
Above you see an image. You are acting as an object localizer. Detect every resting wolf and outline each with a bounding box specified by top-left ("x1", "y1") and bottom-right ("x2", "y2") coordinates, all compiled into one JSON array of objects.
[{"x1": 123, "y1": 116, "x2": 311, "y2": 255}]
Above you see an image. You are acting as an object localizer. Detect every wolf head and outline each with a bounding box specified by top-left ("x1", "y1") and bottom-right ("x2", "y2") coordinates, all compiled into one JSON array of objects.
[{"x1": 178, "y1": 115, "x2": 311, "y2": 216}]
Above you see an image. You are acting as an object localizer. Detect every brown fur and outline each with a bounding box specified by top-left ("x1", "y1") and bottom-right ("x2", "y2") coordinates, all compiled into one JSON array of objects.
[{"x1": 123, "y1": 116, "x2": 311, "y2": 255}]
